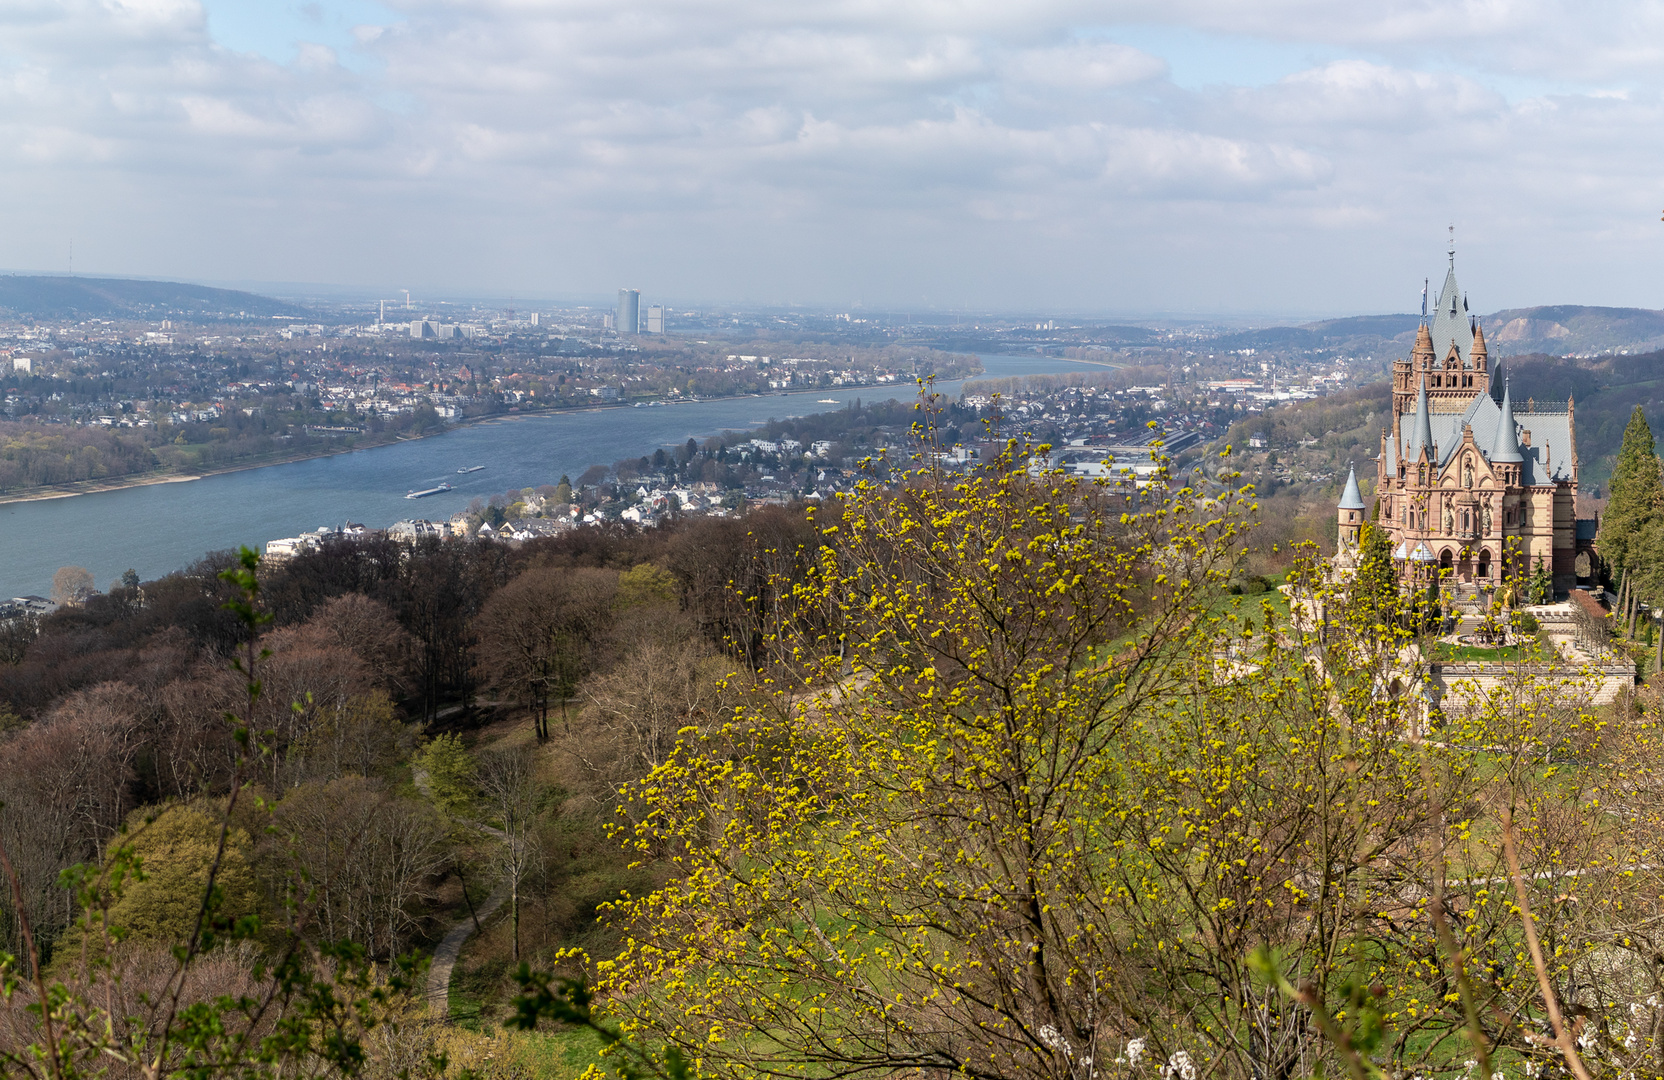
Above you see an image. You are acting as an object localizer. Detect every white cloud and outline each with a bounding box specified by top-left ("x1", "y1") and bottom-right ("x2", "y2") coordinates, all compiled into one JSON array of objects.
[{"x1": 0, "y1": 0, "x2": 1660, "y2": 311}]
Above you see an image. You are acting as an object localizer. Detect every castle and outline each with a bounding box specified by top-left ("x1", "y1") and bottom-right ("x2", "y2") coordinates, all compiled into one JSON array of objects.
[{"x1": 1337, "y1": 254, "x2": 1596, "y2": 592}]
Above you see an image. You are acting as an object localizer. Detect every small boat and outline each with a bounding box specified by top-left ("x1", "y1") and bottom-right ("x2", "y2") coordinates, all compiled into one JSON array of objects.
[
  {"x1": 457, "y1": 465, "x2": 485, "y2": 474},
  {"x1": 817, "y1": 398, "x2": 839, "y2": 403},
  {"x1": 406, "y1": 483, "x2": 453, "y2": 499}
]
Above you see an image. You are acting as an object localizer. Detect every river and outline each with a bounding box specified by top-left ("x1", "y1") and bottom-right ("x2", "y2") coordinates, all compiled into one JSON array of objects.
[{"x1": 0, "y1": 353, "x2": 1105, "y2": 597}]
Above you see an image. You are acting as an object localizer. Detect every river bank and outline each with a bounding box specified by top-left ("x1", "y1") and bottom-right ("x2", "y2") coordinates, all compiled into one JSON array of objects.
[
  {"x1": 0, "y1": 393, "x2": 810, "y2": 506},
  {"x1": 0, "y1": 354, "x2": 1101, "y2": 597}
]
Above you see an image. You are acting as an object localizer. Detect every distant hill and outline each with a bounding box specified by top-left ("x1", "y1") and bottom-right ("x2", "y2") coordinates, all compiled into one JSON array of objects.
[
  {"x1": 1208, "y1": 314, "x2": 1422, "y2": 356},
  {"x1": 1483, "y1": 305, "x2": 1664, "y2": 357},
  {"x1": 1258, "y1": 306, "x2": 1664, "y2": 360},
  {"x1": 0, "y1": 275, "x2": 309, "y2": 319}
]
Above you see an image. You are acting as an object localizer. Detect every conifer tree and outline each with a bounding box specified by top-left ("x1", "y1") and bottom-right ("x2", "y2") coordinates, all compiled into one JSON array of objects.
[{"x1": 1597, "y1": 405, "x2": 1664, "y2": 586}]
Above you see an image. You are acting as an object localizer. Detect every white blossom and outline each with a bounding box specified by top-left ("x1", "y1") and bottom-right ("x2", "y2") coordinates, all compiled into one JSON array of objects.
[
  {"x1": 1161, "y1": 1051, "x2": 1196, "y2": 1080},
  {"x1": 1039, "y1": 1025, "x2": 1072, "y2": 1055},
  {"x1": 1126, "y1": 1038, "x2": 1147, "y2": 1069}
]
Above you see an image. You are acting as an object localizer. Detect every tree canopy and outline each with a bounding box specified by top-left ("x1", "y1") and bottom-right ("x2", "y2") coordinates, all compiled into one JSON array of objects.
[{"x1": 1597, "y1": 405, "x2": 1664, "y2": 587}]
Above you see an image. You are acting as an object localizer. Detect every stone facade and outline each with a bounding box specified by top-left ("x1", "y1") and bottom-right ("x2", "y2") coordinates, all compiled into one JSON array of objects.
[{"x1": 1347, "y1": 258, "x2": 1596, "y2": 591}]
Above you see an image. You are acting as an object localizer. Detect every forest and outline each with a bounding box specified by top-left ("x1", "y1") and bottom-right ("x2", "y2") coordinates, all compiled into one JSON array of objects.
[{"x1": 0, "y1": 433, "x2": 1656, "y2": 1080}]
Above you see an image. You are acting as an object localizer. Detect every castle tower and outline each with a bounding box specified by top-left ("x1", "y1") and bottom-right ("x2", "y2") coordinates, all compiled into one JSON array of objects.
[
  {"x1": 1337, "y1": 464, "x2": 1365, "y2": 549},
  {"x1": 1371, "y1": 247, "x2": 1594, "y2": 594}
]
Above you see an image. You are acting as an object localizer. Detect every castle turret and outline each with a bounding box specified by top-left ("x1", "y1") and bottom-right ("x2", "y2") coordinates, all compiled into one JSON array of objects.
[
  {"x1": 1338, "y1": 464, "x2": 1365, "y2": 549},
  {"x1": 1491, "y1": 380, "x2": 1522, "y2": 465},
  {"x1": 1409, "y1": 381, "x2": 1434, "y2": 462},
  {"x1": 1397, "y1": 322, "x2": 1438, "y2": 416}
]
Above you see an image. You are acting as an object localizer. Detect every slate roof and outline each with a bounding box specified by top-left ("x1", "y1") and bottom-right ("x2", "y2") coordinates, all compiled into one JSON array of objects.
[
  {"x1": 1338, "y1": 465, "x2": 1365, "y2": 509},
  {"x1": 1428, "y1": 263, "x2": 1472, "y2": 367},
  {"x1": 1392, "y1": 387, "x2": 1575, "y2": 485}
]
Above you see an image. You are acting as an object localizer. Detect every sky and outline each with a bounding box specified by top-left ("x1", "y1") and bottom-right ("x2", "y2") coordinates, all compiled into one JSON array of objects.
[{"x1": 2, "y1": 0, "x2": 1663, "y2": 316}]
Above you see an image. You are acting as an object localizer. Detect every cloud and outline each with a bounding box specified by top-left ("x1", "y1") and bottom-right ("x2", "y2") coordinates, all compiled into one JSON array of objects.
[{"x1": 0, "y1": 0, "x2": 1660, "y2": 311}]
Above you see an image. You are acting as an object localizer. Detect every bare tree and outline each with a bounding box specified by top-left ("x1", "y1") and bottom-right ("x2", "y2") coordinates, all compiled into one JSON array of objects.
[
  {"x1": 473, "y1": 568, "x2": 616, "y2": 740},
  {"x1": 0, "y1": 682, "x2": 141, "y2": 961},
  {"x1": 277, "y1": 593, "x2": 419, "y2": 698},
  {"x1": 477, "y1": 746, "x2": 546, "y2": 964},
  {"x1": 270, "y1": 776, "x2": 450, "y2": 960},
  {"x1": 49, "y1": 566, "x2": 94, "y2": 608},
  {"x1": 575, "y1": 627, "x2": 731, "y2": 803}
]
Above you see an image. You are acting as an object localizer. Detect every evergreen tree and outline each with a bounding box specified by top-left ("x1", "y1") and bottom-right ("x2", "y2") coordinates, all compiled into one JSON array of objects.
[
  {"x1": 1598, "y1": 405, "x2": 1664, "y2": 585},
  {"x1": 1348, "y1": 523, "x2": 1400, "y2": 632}
]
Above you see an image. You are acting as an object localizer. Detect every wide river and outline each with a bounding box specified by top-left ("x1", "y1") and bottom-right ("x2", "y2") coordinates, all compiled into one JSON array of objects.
[{"x1": 0, "y1": 353, "x2": 1103, "y2": 597}]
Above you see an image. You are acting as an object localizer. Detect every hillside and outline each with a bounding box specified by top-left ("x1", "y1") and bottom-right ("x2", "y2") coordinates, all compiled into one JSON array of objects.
[
  {"x1": 1485, "y1": 305, "x2": 1664, "y2": 356},
  {"x1": 1206, "y1": 306, "x2": 1664, "y2": 361},
  {"x1": 1208, "y1": 313, "x2": 1422, "y2": 355},
  {"x1": 0, "y1": 275, "x2": 309, "y2": 319}
]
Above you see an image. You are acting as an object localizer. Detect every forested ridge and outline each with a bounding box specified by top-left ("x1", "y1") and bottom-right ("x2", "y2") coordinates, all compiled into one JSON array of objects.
[{"x1": 0, "y1": 435, "x2": 1659, "y2": 1080}]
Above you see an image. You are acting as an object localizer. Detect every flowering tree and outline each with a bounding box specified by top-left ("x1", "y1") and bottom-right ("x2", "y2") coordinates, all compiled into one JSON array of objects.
[{"x1": 574, "y1": 439, "x2": 1484, "y2": 1080}]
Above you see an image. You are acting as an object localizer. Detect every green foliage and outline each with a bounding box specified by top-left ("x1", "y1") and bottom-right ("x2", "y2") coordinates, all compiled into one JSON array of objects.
[
  {"x1": 1349, "y1": 522, "x2": 1401, "y2": 632},
  {"x1": 98, "y1": 805, "x2": 259, "y2": 949},
  {"x1": 1527, "y1": 559, "x2": 1554, "y2": 605},
  {"x1": 615, "y1": 563, "x2": 676, "y2": 609},
  {"x1": 0, "y1": 546, "x2": 436, "y2": 1080},
  {"x1": 1598, "y1": 405, "x2": 1664, "y2": 585},
  {"x1": 414, "y1": 732, "x2": 478, "y2": 815}
]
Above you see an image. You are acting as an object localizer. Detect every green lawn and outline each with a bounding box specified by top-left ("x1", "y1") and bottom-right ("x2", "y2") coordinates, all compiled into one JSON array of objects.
[{"x1": 1430, "y1": 640, "x2": 1553, "y2": 662}]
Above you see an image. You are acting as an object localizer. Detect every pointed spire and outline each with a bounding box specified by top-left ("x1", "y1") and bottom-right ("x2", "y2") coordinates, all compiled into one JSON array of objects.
[
  {"x1": 1491, "y1": 380, "x2": 1523, "y2": 464},
  {"x1": 1338, "y1": 464, "x2": 1365, "y2": 510},
  {"x1": 1411, "y1": 381, "x2": 1434, "y2": 460},
  {"x1": 1413, "y1": 322, "x2": 1434, "y2": 364}
]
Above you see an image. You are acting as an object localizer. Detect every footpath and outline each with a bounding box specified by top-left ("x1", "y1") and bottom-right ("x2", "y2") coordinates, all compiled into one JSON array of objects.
[{"x1": 415, "y1": 763, "x2": 510, "y2": 1020}]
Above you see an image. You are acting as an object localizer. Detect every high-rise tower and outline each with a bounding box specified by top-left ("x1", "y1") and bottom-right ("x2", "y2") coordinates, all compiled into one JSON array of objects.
[{"x1": 616, "y1": 289, "x2": 640, "y2": 335}]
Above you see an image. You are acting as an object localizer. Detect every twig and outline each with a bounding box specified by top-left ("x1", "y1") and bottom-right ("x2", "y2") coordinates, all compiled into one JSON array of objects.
[
  {"x1": 0, "y1": 825, "x2": 60, "y2": 1080},
  {"x1": 1500, "y1": 802, "x2": 1594, "y2": 1080},
  {"x1": 1424, "y1": 759, "x2": 1494, "y2": 1080}
]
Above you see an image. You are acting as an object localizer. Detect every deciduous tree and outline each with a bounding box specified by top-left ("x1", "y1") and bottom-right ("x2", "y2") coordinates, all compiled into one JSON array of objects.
[{"x1": 473, "y1": 567, "x2": 615, "y2": 740}]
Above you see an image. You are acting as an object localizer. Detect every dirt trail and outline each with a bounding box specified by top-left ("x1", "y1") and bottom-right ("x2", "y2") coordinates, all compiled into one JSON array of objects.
[
  {"x1": 425, "y1": 877, "x2": 511, "y2": 1019},
  {"x1": 414, "y1": 765, "x2": 511, "y2": 1019}
]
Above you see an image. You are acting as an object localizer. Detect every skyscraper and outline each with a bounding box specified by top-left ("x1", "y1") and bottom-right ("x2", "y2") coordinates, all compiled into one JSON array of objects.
[
  {"x1": 646, "y1": 305, "x2": 664, "y2": 333},
  {"x1": 616, "y1": 289, "x2": 640, "y2": 335}
]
